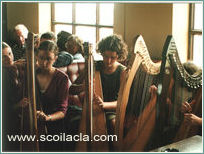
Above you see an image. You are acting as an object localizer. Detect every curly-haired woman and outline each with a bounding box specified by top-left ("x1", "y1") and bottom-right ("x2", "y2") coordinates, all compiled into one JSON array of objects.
[
  {"x1": 94, "y1": 34, "x2": 128, "y2": 136},
  {"x1": 69, "y1": 34, "x2": 128, "y2": 142}
]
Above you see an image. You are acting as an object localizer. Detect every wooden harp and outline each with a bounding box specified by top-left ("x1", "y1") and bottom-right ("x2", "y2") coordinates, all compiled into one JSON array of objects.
[
  {"x1": 21, "y1": 32, "x2": 39, "y2": 151},
  {"x1": 75, "y1": 42, "x2": 108, "y2": 152},
  {"x1": 154, "y1": 36, "x2": 202, "y2": 146},
  {"x1": 114, "y1": 35, "x2": 202, "y2": 152},
  {"x1": 115, "y1": 35, "x2": 161, "y2": 151}
]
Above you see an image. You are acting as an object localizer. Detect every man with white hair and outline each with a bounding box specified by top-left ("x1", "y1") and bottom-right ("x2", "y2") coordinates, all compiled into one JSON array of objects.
[
  {"x1": 14, "y1": 24, "x2": 28, "y2": 47},
  {"x1": 9, "y1": 24, "x2": 29, "y2": 60}
]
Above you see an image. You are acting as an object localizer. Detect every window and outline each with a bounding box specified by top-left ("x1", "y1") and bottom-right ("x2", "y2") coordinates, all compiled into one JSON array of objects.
[
  {"x1": 189, "y1": 3, "x2": 203, "y2": 67},
  {"x1": 51, "y1": 2, "x2": 114, "y2": 47}
]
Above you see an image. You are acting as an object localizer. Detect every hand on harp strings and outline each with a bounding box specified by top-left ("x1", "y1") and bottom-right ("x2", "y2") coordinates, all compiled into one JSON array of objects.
[
  {"x1": 36, "y1": 111, "x2": 47, "y2": 122},
  {"x1": 149, "y1": 85, "x2": 158, "y2": 100},
  {"x1": 181, "y1": 101, "x2": 193, "y2": 113},
  {"x1": 183, "y1": 113, "x2": 202, "y2": 126},
  {"x1": 15, "y1": 97, "x2": 29, "y2": 109},
  {"x1": 93, "y1": 94, "x2": 104, "y2": 108},
  {"x1": 181, "y1": 99, "x2": 202, "y2": 126}
]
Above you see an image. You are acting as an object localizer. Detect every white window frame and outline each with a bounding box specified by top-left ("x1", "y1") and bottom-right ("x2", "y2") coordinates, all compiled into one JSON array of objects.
[
  {"x1": 51, "y1": 3, "x2": 114, "y2": 44},
  {"x1": 188, "y1": 3, "x2": 202, "y2": 60}
]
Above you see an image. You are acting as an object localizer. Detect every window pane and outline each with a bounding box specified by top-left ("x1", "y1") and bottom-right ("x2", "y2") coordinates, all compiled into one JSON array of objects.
[
  {"x1": 99, "y1": 3, "x2": 114, "y2": 25},
  {"x1": 194, "y1": 3, "x2": 202, "y2": 29},
  {"x1": 54, "y1": 3, "x2": 72, "y2": 23},
  {"x1": 99, "y1": 28, "x2": 113, "y2": 40},
  {"x1": 193, "y1": 35, "x2": 203, "y2": 67},
  {"x1": 76, "y1": 26, "x2": 96, "y2": 45},
  {"x1": 76, "y1": 3, "x2": 96, "y2": 24},
  {"x1": 55, "y1": 24, "x2": 72, "y2": 35}
]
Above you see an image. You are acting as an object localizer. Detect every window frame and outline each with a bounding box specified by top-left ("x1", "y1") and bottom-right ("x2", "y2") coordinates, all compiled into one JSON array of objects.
[
  {"x1": 188, "y1": 3, "x2": 202, "y2": 60},
  {"x1": 51, "y1": 2, "x2": 114, "y2": 43}
]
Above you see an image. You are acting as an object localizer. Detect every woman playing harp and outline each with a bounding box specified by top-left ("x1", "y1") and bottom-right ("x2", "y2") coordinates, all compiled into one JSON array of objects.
[
  {"x1": 2, "y1": 42, "x2": 26, "y2": 151},
  {"x1": 34, "y1": 40, "x2": 69, "y2": 151},
  {"x1": 180, "y1": 61, "x2": 202, "y2": 132},
  {"x1": 69, "y1": 34, "x2": 128, "y2": 151},
  {"x1": 94, "y1": 34, "x2": 128, "y2": 136},
  {"x1": 19, "y1": 40, "x2": 69, "y2": 151}
]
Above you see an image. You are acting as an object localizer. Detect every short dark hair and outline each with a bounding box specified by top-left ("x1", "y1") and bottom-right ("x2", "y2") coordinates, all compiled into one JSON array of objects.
[
  {"x1": 57, "y1": 31, "x2": 72, "y2": 52},
  {"x1": 37, "y1": 40, "x2": 58, "y2": 56},
  {"x1": 40, "y1": 32, "x2": 56, "y2": 42},
  {"x1": 96, "y1": 34, "x2": 128, "y2": 62}
]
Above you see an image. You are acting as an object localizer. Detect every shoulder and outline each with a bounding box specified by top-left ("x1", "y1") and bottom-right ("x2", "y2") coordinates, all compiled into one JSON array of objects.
[
  {"x1": 53, "y1": 51, "x2": 73, "y2": 68},
  {"x1": 117, "y1": 62, "x2": 126, "y2": 72},
  {"x1": 117, "y1": 63, "x2": 126, "y2": 82},
  {"x1": 54, "y1": 69, "x2": 70, "y2": 87},
  {"x1": 55, "y1": 69, "x2": 69, "y2": 80},
  {"x1": 73, "y1": 53, "x2": 85, "y2": 62}
]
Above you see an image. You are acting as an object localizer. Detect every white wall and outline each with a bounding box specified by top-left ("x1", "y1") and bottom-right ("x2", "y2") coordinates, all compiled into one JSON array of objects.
[
  {"x1": 172, "y1": 4, "x2": 189, "y2": 63},
  {"x1": 114, "y1": 3, "x2": 173, "y2": 60},
  {"x1": 38, "y1": 3, "x2": 51, "y2": 34}
]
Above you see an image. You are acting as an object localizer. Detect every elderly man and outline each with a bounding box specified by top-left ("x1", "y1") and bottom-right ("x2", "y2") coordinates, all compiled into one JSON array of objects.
[{"x1": 8, "y1": 24, "x2": 29, "y2": 60}]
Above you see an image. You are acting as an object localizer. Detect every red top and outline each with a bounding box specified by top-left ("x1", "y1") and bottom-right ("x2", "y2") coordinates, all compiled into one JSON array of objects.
[{"x1": 36, "y1": 69, "x2": 69, "y2": 115}]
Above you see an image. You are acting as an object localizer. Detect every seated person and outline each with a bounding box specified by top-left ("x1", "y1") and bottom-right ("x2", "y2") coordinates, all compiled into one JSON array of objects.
[
  {"x1": 57, "y1": 30, "x2": 72, "y2": 52},
  {"x1": 7, "y1": 24, "x2": 29, "y2": 60},
  {"x1": 70, "y1": 34, "x2": 128, "y2": 135},
  {"x1": 40, "y1": 31, "x2": 56, "y2": 43},
  {"x1": 181, "y1": 61, "x2": 202, "y2": 127},
  {"x1": 2, "y1": 42, "x2": 25, "y2": 151},
  {"x1": 57, "y1": 35, "x2": 85, "y2": 107},
  {"x1": 65, "y1": 35, "x2": 85, "y2": 62},
  {"x1": 53, "y1": 31, "x2": 73, "y2": 69},
  {"x1": 20, "y1": 40, "x2": 69, "y2": 151},
  {"x1": 94, "y1": 34, "x2": 128, "y2": 135}
]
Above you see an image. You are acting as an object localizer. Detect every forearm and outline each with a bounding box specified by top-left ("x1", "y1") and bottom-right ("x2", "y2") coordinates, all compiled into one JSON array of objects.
[
  {"x1": 47, "y1": 111, "x2": 65, "y2": 122},
  {"x1": 103, "y1": 101, "x2": 117, "y2": 111},
  {"x1": 197, "y1": 117, "x2": 202, "y2": 126}
]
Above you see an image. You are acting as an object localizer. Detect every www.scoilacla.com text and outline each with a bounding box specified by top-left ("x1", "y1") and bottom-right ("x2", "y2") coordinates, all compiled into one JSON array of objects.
[{"x1": 7, "y1": 133, "x2": 118, "y2": 142}]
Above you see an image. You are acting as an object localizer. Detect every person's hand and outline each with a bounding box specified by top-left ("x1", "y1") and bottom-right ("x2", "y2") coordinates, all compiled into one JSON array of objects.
[
  {"x1": 16, "y1": 98, "x2": 29, "y2": 108},
  {"x1": 149, "y1": 85, "x2": 158, "y2": 100},
  {"x1": 14, "y1": 59, "x2": 26, "y2": 66},
  {"x1": 94, "y1": 94, "x2": 104, "y2": 109},
  {"x1": 181, "y1": 101, "x2": 192, "y2": 113},
  {"x1": 184, "y1": 113, "x2": 202, "y2": 126},
  {"x1": 37, "y1": 111, "x2": 49, "y2": 122}
]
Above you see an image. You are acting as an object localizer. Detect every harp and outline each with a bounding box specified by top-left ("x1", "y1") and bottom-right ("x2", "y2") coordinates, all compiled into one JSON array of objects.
[
  {"x1": 75, "y1": 42, "x2": 109, "y2": 152},
  {"x1": 114, "y1": 35, "x2": 202, "y2": 152},
  {"x1": 20, "y1": 32, "x2": 39, "y2": 151},
  {"x1": 154, "y1": 36, "x2": 202, "y2": 147},
  {"x1": 115, "y1": 35, "x2": 161, "y2": 151}
]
